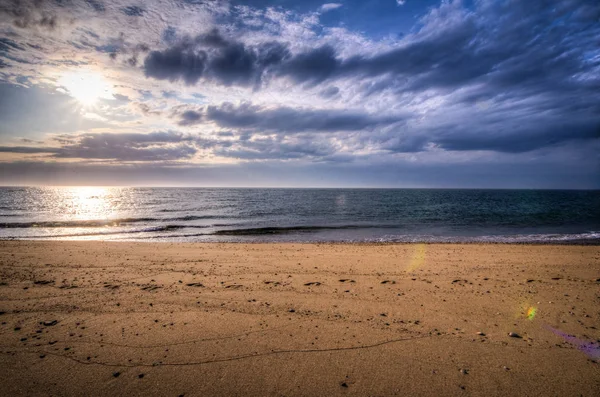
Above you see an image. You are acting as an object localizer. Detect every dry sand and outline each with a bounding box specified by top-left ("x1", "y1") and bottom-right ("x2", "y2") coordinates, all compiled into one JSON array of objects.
[{"x1": 0, "y1": 241, "x2": 598, "y2": 396}]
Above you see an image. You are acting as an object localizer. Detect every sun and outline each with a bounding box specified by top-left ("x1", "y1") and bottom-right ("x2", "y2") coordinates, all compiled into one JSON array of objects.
[{"x1": 58, "y1": 71, "x2": 114, "y2": 106}]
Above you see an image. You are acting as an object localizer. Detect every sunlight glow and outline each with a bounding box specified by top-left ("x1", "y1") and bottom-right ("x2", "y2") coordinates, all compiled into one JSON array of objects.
[{"x1": 58, "y1": 72, "x2": 114, "y2": 106}]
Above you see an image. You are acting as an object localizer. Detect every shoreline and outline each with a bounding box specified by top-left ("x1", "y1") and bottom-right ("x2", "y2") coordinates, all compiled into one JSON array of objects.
[
  {"x1": 1, "y1": 241, "x2": 598, "y2": 396},
  {"x1": 2, "y1": 239, "x2": 600, "y2": 245}
]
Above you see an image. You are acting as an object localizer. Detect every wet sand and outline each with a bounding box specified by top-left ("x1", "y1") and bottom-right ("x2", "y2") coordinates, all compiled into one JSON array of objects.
[{"x1": 0, "y1": 241, "x2": 598, "y2": 396}]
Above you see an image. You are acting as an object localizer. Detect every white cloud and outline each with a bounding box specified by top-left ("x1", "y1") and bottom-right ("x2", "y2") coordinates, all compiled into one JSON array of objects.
[
  {"x1": 396, "y1": 0, "x2": 406, "y2": 5},
  {"x1": 320, "y1": 3, "x2": 343, "y2": 13}
]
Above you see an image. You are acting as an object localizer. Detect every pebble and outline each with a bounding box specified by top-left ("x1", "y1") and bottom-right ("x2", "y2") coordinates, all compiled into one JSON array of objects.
[
  {"x1": 476, "y1": 331, "x2": 485, "y2": 336},
  {"x1": 508, "y1": 332, "x2": 522, "y2": 338},
  {"x1": 113, "y1": 372, "x2": 121, "y2": 378},
  {"x1": 42, "y1": 320, "x2": 58, "y2": 327},
  {"x1": 460, "y1": 369, "x2": 469, "y2": 375}
]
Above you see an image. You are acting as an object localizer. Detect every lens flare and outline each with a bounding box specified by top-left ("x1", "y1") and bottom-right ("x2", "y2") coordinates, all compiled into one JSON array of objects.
[
  {"x1": 407, "y1": 243, "x2": 426, "y2": 272},
  {"x1": 545, "y1": 325, "x2": 600, "y2": 360},
  {"x1": 527, "y1": 306, "x2": 537, "y2": 320}
]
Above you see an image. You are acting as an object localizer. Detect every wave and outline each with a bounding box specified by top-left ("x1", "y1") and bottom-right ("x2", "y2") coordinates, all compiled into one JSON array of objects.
[
  {"x1": 213, "y1": 225, "x2": 383, "y2": 235},
  {"x1": 170, "y1": 215, "x2": 231, "y2": 221},
  {"x1": 10, "y1": 224, "x2": 211, "y2": 239}
]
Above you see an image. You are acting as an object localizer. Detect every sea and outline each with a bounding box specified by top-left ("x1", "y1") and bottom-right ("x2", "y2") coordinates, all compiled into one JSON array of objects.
[{"x1": 0, "y1": 187, "x2": 598, "y2": 244}]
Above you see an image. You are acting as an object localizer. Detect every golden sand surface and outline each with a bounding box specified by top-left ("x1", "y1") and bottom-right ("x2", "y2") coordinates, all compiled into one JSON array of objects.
[{"x1": 0, "y1": 241, "x2": 598, "y2": 396}]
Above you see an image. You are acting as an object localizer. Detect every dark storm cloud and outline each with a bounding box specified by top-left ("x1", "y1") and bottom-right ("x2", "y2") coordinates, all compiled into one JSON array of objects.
[
  {"x1": 141, "y1": 1, "x2": 599, "y2": 97},
  {"x1": 173, "y1": 102, "x2": 404, "y2": 133},
  {"x1": 143, "y1": 41, "x2": 207, "y2": 85},
  {"x1": 144, "y1": 29, "x2": 291, "y2": 87},
  {"x1": 279, "y1": 45, "x2": 340, "y2": 84}
]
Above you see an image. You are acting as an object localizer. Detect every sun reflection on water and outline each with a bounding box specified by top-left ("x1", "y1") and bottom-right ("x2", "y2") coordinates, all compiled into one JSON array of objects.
[{"x1": 51, "y1": 187, "x2": 115, "y2": 222}]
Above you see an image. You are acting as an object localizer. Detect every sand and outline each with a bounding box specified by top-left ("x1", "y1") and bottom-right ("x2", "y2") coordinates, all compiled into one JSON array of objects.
[{"x1": 0, "y1": 241, "x2": 598, "y2": 396}]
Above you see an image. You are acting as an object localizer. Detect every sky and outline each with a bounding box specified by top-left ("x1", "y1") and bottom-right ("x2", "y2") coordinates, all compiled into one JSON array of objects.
[{"x1": 0, "y1": 0, "x2": 598, "y2": 188}]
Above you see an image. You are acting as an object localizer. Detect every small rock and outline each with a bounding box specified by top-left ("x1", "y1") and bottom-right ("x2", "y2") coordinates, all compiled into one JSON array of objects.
[
  {"x1": 138, "y1": 374, "x2": 145, "y2": 379},
  {"x1": 460, "y1": 368, "x2": 469, "y2": 375},
  {"x1": 508, "y1": 332, "x2": 522, "y2": 338},
  {"x1": 340, "y1": 382, "x2": 349, "y2": 388},
  {"x1": 113, "y1": 372, "x2": 121, "y2": 378},
  {"x1": 42, "y1": 320, "x2": 58, "y2": 327},
  {"x1": 476, "y1": 332, "x2": 485, "y2": 336},
  {"x1": 288, "y1": 309, "x2": 295, "y2": 313},
  {"x1": 503, "y1": 366, "x2": 510, "y2": 371}
]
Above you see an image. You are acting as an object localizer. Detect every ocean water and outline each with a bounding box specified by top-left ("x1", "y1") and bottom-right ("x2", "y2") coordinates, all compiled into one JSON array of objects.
[{"x1": 0, "y1": 187, "x2": 598, "y2": 243}]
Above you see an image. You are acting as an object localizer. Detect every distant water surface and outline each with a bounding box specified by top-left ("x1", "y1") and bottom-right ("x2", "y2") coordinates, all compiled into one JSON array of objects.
[{"x1": 0, "y1": 187, "x2": 598, "y2": 243}]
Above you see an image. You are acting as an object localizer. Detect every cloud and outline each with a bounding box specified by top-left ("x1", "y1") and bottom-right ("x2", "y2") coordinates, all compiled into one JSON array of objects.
[
  {"x1": 319, "y1": 86, "x2": 339, "y2": 98},
  {"x1": 172, "y1": 102, "x2": 405, "y2": 133},
  {"x1": 143, "y1": 43, "x2": 207, "y2": 85},
  {"x1": 0, "y1": 0, "x2": 59, "y2": 30},
  {"x1": 122, "y1": 6, "x2": 145, "y2": 17},
  {"x1": 433, "y1": 121, "x2": 600, "y2": 154},
  {"x1": 140, "y1": 0, "x2": 599, "y2": 104},
  {"x1": 0, "y1": 146, "x2": 55, "y2": 154},
  {"x1": 0, "y1": 131, "x2": 200, "y2": 162},
  {"x1": 214, "y1": 134, "x2": 335, "y2": 160},
  {"x1": 143, "y1": 29, "x2": 291, "y2": 87},
  {"x1": 320, "y1": 3, "x2": 343, "y2": 12},
  {"x1": 396, "y1": 1, "x2": 406, "y2": 6},
  {"x1": 178, "y1": 110, "x2": 203, "y2": 126},
  {"x1": 278, "y1": 45, "x2": 340, "y2": 84}
]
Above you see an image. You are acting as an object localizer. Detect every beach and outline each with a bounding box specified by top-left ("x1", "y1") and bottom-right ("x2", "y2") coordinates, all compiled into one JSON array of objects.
[{"x1": 0, "y1": 241, "x2": 598, "y2": 396}]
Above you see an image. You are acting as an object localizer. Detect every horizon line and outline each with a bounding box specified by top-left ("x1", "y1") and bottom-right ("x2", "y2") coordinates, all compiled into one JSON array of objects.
[{"x1": 0, "y1": 185, "x2": 598, "y2": 191}]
